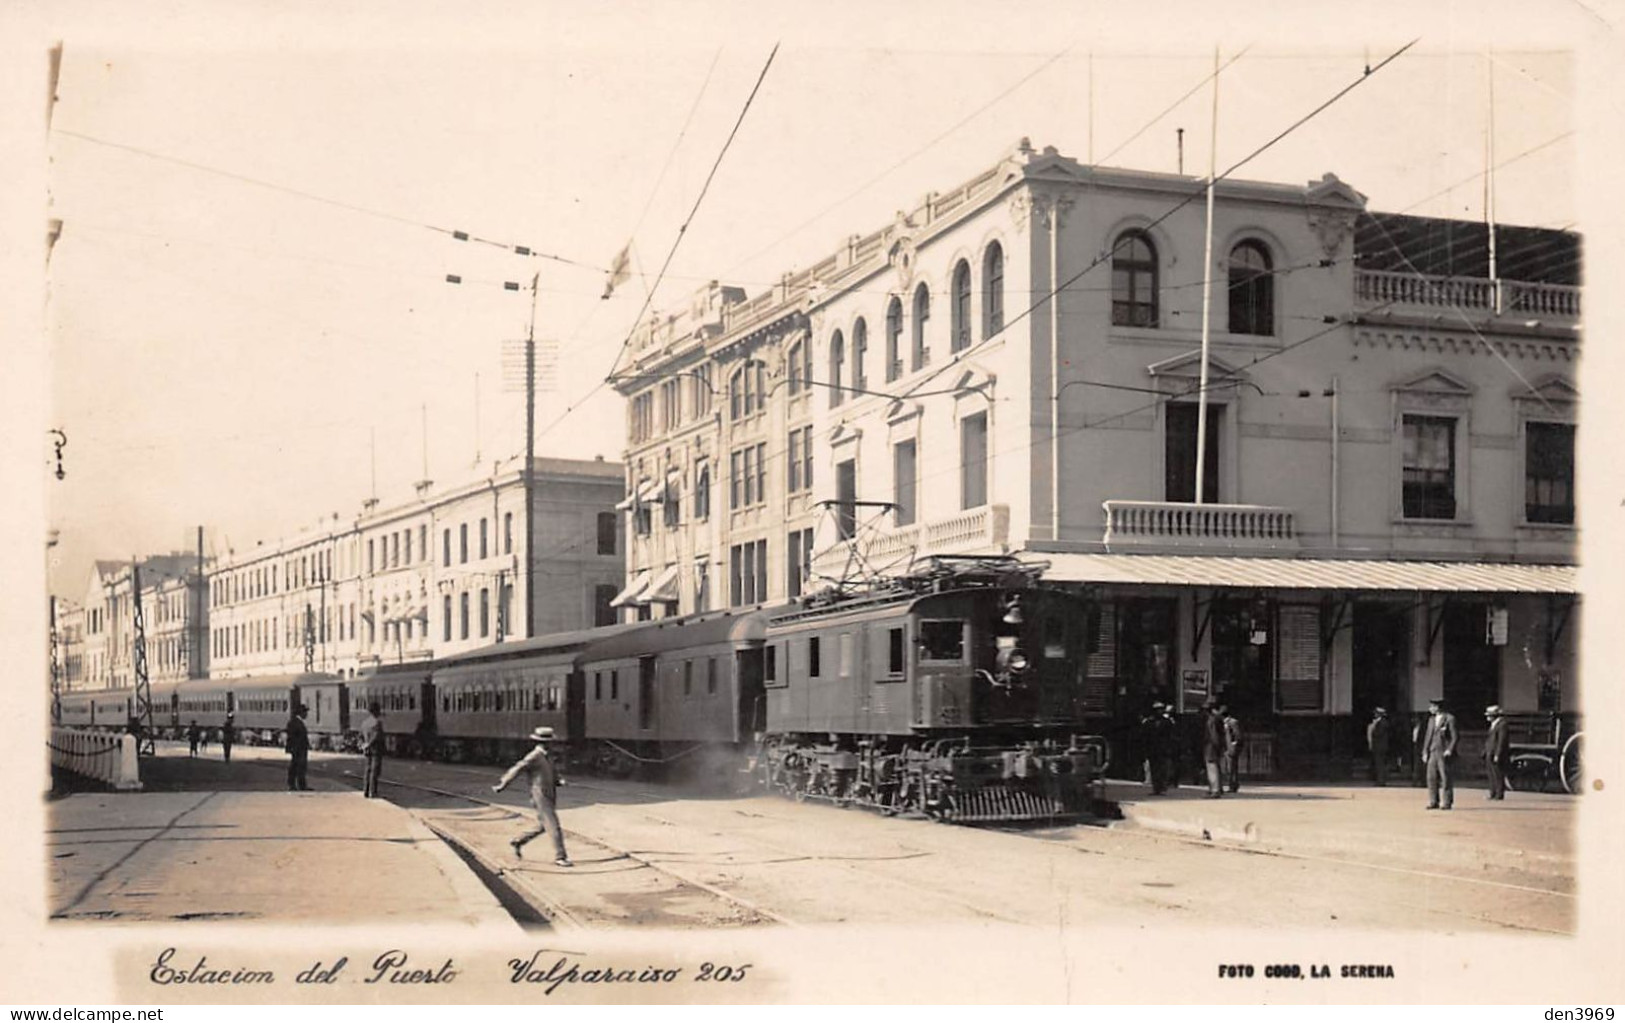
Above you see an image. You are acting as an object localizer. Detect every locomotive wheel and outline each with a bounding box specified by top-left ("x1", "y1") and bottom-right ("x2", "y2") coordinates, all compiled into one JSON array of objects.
[{"x1": 1562, "y1": 733, "x2": 1584, "y2": 795}]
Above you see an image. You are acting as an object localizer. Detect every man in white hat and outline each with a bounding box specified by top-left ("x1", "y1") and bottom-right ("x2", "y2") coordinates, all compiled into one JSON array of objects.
[
  {"x1": 1483, "y1": 705, "x2": 1510, "y2": 800},
  {"x1": 493, "y1": 727, "x2": 572, "y2": 866}
]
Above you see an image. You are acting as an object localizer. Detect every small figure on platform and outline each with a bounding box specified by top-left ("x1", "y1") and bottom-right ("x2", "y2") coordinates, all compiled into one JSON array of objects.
[
  {"x1": 360, "y1": 702, "x2": 386, "y2": 799},
  {"x1": 1142, "y1": 702, "x2": 1175, "y2": 795},
  {"x1": 285, "y1": 703, "x2": 311, "y2": 792},
  {"x1": 187, "y1": 720, "x2": 201, "y2": 757},
  {"x1": 221, "y1": 714, "x2": 234, "y2": 763},
  {"x1": 1221, "y1": 705, "x2": 1242, "y2": 793},
  {"x1": 1367, "y1": 707, "x2": 1391, "y2": 786},
  {"x1": 493, "y1": 726, "x2": 572, "y2": 867},
  {"x1": 1201, "y1": 700, "x2": 1227, "y2": 798},
  {"x1": 1421, "y1": 697, "x2": 1458, "y2": 810},
  {"x1": 1484, "y1": 704, "x2": 1509, "y2": 800}
]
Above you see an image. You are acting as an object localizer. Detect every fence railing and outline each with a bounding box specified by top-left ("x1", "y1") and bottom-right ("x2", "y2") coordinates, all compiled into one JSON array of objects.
[
  {"x1": 1103, "y1": 500, "x2": 1297, "y2": 549},
  {"x1": 49, "y1": 728, "x2": 143, "y2": 790},
  {"x1": 1356, "y1": 269, "x2": 1580, "y2": 319}
]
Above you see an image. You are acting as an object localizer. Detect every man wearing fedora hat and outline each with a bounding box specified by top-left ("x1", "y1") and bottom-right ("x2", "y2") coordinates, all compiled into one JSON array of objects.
[
  {"x1": 1420, "y1": 696, "x2": 1458, "y2": 810},
  {"x1": 1366, "y1": 707, "x2": 1392, "y2": 786},
  {"x1": 1201, "y1": 700, "x2": 1226, "y2": 798},
  {"x1": 1484, "y1": 704, "x2": 1510, "y2": 800},
  {"x1": 493, "y1": 727, "x2": 572, "y2": 866},
  {"x1": 285, "y1": 702, "x2": 311, "y2": 792}
]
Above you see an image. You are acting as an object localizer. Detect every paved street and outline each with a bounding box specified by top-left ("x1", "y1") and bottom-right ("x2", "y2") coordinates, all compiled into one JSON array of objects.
[{"x1": 56, "y1": 742, "x2": 1574, "y2": 934}]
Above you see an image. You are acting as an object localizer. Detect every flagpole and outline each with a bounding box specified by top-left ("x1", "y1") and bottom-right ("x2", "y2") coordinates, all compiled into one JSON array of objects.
[{"x1": 1195, "y1": 47, "x2": 1219, "y2": 505}]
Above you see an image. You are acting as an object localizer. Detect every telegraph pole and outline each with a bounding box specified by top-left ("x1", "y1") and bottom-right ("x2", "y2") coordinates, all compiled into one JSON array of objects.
[
  {"x1": 524, "y1": 272, "x2": 539, "y2": 640},
  {"x1": 130, "y1": 560, "x2": 156, "y2": 755}
]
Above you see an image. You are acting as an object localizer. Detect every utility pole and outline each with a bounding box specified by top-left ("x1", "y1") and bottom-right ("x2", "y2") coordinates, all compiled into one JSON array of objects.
[
  {"x1": 130, "y1": 560, "x2": 155, "y2": 755},
  {"x1": 524, "y1": 272, "x2": 539, "y2": 640},
  {"x1": 1195, "y1": 47, "x2": 1220, "y2": 506}
]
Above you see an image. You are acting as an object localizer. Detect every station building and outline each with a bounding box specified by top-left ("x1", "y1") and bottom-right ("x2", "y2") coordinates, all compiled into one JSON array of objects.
[{"x1": 611, "y1": 139, "x2": 1579, "y2": 779}]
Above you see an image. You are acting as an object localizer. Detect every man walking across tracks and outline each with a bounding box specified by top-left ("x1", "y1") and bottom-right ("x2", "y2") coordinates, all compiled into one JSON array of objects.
[
  {"x1": 360, "y1": 702, "x2": 386, "y2": 799},
  {"x1": 1484, "y1": 704, "x2": 1510, "y2": 800},
  {"x1": 187, "y1": 720, "x2": 201, "y2": 757},
  {"x1": 1367, "y1": 707, "x2": 1392, "y2": 786},
  {"x1": 493, "y1": 726, "x2": 573, "y2": 867},
  {"x1": 285, "y1": 703, "x2": 311, "y2": 792},
  {"x1": 1421, "y1": 696, "x2": 1458, "y2": 810},
  {"x1": 221, "y1": 714, "x2": 235, "y2": 763}
]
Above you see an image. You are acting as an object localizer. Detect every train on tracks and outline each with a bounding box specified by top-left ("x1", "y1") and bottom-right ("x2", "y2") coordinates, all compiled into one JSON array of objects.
[{"x1": 56, "y1": 557, "x2": 1110, "y2": 822}]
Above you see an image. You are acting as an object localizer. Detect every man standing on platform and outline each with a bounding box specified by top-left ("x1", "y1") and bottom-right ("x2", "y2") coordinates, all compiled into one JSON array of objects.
[
  {"x1": 221, "y1": 714, "x2": 235, "y2": 763},
  {"x1": 1421, "y1": 696, "x2": 1458, "y2": 810},
  {"x1": 1367, "y1": 707, "x2": 1391, "y2": 786},
  {"x1": 1201, "y1": 700, "x2": 1226, "y2": 799},
  {"x1": 360, "y1": 702, "x2": 386, "y2": 799},
  {"x1": 285, "y1": 703, "x2": 311, "y2": 792},
  {"x1": 1484, "y1": 704, "x2": 1510, "y2": 800},
  {"x1": 1221, "y1": 705, "x2": 1242, "y2": 793}
]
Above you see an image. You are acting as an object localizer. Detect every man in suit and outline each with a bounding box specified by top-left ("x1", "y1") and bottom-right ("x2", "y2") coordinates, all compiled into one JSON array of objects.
[
  {"x1": 1421, "y1": 696, "x2": 1458, "y2": 810},
  {"x1": 1201, "y1": 700, "x2": 1226, "y2": 798},
  {"x1": 494, "y1": 726, "x2": 573, "y2": 867},
  {"x1": 285, "y1": 703, "x2": 311, "y2": 792},
  {"x1": 1366, "y1": 707, "x2": 1391, "y2": 786},
  {"x1": 1221, "y1": 705, "x2": 1242, "y2": 793},
  {"x1": 1484, "y1": 704, "x2": 1510, "y2": 800},
  {"x1": 360, "y1": 702, "x2": 386, "y2": 799}
]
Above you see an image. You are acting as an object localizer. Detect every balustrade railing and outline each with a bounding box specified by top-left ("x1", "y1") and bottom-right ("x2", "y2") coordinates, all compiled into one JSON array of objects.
[
  {"x1": 812, "y1": 504, "x2": 1010, "y2": 577},
  {"x1": 1356, "y1": 269, "x2": 1579, "y2": 318},
  {"x1": 1103, "y1": 500, "x2": 1297, "y2": 549}
]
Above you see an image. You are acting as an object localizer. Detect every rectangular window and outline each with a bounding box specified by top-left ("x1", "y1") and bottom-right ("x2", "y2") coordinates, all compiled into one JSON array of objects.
[
  {"x1": 808, "y1": 636, "x2": 821, "y2": 678},
  {"x1": 443, "y1": 596, "x2": 453, "y2": 642},
  {"x1": 787, "y1": 528, "x2": 813, "y2": 598},
  {"x1": 755, "y1": 442, "x2": 767, "y2": 505},
  {"x1": 730, "y1": 450, "x2": 742, "y2": 510},
  {"x1": 460, "y1": 523, "x2": 469, "y2": 563},
  {"x1": 788, "y1": 429, "x2": 803, "y2": 492},
  {"x1": 1525, "y1": 421, "x2": 1575, "y2": 524},
  {"x1": 598, "y1": 511, "x2": 617, "y2": 554},
  {"x1": 695, "y1": 561, "x2": 711, "y2": 613},
  {"x1": 1275, "y1": 604, "x2": 1324, "y2": 712},
  {"x1": 420, "y1": 525, "x2": 427, "y2": 562},
  {"x1": 730, "y1": 547, "x2": 743, "y2": 607},
  {"x1": 708, "y1": 656, "x2": 718, "y2": 694},
  {"x1": 754, "y1": 538, "x2": 768, "y2": 603},
  {"x1": 888, "y1": 626, "x2": 905, "y2": 675},
  {"x1": 960, "y1": 412, "x2": 988, "y2": 510},
  {"x1": 920, "y1": 619, "x2": 967, "y2": 662},
  {"x1": 479, "y1": 588, "x2": 490, "y2": 637},
  {"x1": 443, "y1": 529, "x2": 451, "y2": 567},
  {"x1": 594, "y1": 672, "x2": 602, "y2": 701},
  {"x1": 894, "y1": 439, "x2": 917, "y2": 526},
  {"x1": 694, "y1": 461, "x2": 711, "y2": 520},
  {"x1": 460, "y1": 592, "x2": 470, "y2": 640},
  {"x1": 683, "y1": 660, "x2": 693, "y2": 696},
  {"x1": 1402, "y1": 414, "x2": 1457, "y2": 519},
  {"x1": 367, "y1": 540, "x2": 374, "y2": 574},
  {"x1": 480, "y1": 518, "x2": 489, "y2": 559},
  {"x1": 404, "y1": 530, "x2": 412, "y2": 564},
  {"x1": 801, "y1": 426, "x2": 813, "y2": 491},
  {"x1": 836, "y1": 459, "x2": 857, "y2": 540},
  {"x1": 1164, "y1": 403, "x2": 1222, "y2": 503},
  {"x1": 611, "y1": 670, "x2": 619, "y2": 701}
]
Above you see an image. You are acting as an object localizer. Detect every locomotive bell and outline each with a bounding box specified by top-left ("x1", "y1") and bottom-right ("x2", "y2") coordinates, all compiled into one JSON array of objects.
[{"x1": 1001, "y1": 595, "x2": 1024, "y2": 626}]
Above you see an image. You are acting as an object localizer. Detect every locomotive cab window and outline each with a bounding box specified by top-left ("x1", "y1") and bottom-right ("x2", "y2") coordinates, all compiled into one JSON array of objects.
[
  {"x1": 764, "y1": 645, "x2": 782, "y2": 688},
  {"x1": 888, "y1": 626, "x2": 906, "y2": 675},
  {"x1": 919, "y1": 620, "x2": 967, "y2": 663}
]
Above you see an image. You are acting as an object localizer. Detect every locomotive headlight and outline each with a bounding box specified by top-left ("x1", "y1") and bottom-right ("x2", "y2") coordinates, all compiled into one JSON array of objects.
[{"x1": 995, "y1": 636, "x2": 1030, "y2": 678}]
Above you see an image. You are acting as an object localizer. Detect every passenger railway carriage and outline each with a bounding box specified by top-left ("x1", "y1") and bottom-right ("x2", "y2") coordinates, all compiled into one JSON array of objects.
[{"x1": 52, "y1": 559, "x2": 1108, "y2": 821}]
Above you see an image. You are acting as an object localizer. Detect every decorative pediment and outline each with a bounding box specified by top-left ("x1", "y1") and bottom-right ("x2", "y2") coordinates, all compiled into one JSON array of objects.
[
  {"x1": 1021, "y1": 145, "x2": 1096, "y2": 187},
  {"x1": 1512, "y1": 374, "x2": 1578, "y2": 406},
  {"x1": 827, "y1": 421, "x2": 862, "y2": 450},
  {"x1": 1305, "y1": 172, "x2": 1368, "y2": 210},
  {"x1": 885, "y1": 397, "x2": 924, "y2": 425},
  {"x1": 1391, "y1": 368, "x2": 1473, "y2": 396},
  {"x1": 950, "y1": 363, "x2": 997, "y2": 396},
  {"x1": 1146, "y1": 350, "x2": 1250, "y2": 385}
]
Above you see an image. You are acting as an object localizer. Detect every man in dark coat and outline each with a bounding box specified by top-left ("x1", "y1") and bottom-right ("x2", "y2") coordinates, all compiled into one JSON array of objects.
[
  {"x1": 187, "y1": 720, "x2": 201, "y2": 757},
  {"x1": 1483, "y1": 704, "x2": 1510, "y2": 800},
  {"x1": 1201, "y1": 701, "x2": 1226, "y2": 798},
  {"x1": 493, "y1": 726, "x2": 572, "y2": 866},
  {"x1": 1141, "y1": 702, "x2": 1174, "y2": 795},
  {"x1": 1366, "y1": 707, "x2": 1391, "y2": 786},
  {"x1": 221, "y1": 714, "x2": 235, "y2": 763},
  {"x1": 285, "y1": 703, "x2": 311, "y2": 792},
  {"x1": 1221, "y1": 706, "x2": 1242, "y2": 793},
  {"x1": 360, "y1": 702, "x2": 386, "y2": 799},
  {"x1": 1421, "y1": 696, "x2": 1458, "y2": 810}
]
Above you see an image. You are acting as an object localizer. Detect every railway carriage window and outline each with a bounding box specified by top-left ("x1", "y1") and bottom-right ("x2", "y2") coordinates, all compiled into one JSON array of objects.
[
  {"x1": 839, "y1": 632, "x2": 854, "y2": 675},
  {"x1": 594, "y1": 673, "x2": 602, "y2": 701},
  {"x1": 764, "y1": 646, "x2": 777, "y2": 686},
  {"x1": 919, "y1": 620, "x2": 967, "y2": 663},
  {"x1": 684, "y1": 660, "x2": 693, "y2": 696},
  {"x1": 889, "y1": 627, "x2": 906, "y2": 674},
  {"x1": 708, "y1": 657, "x2": 718, "y2": 694},
  {"x1": 611, "y1": 670, "x2": 619, "y2": 700},
  {"x1": 808, "y1": 637, "x2": 821, "y2": 678}
]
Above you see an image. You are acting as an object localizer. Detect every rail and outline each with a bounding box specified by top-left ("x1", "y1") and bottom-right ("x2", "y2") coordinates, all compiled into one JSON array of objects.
[
  {"x1": 1356, "y1": 269, "x2": 1580, "y2": 319},
  {"x1": 49, "y1": 728, "x2": 143, "y2": 790},
  {"x1": 1103, "y1": 500, "x2": 1297, "y2": 549}
]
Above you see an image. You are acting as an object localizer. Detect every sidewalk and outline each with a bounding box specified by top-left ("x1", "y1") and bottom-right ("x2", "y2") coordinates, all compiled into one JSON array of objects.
[
  {"x1": 46, "y1": 748, "x2": 518, "y2": 928},
  {"x1": 1100, "y1": 777, "x2": 1577, "y2": 888}
]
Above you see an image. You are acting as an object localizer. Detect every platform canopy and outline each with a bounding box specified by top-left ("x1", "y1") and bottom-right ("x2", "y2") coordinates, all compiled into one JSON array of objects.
[{"x1": 1023, "y1": 553, "x2": 1577, "y2": 594}]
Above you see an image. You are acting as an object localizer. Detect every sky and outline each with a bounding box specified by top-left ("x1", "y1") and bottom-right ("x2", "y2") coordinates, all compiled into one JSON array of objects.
[{"x1": 5, "y1": 1, "x2": 1603, "y2": 600}]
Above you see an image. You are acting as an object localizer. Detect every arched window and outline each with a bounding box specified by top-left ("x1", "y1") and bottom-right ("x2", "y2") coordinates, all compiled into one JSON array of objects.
[
  {"x1": 1227, "y1": 240, "x2": 1274, "y2": 336},
  {"x1": 829, "y1": 330, "x2": 846, "y2": 408},
  {"x1": 851, "y1": 318, "x2": 868, "y2": 393},
  {"x1": 1111, "y1": 231, "x2": 1158, "y2": 328},
  {"x1": 786, "y1": 341, "x2": 804, "y2": 396},
  {"x1": 983, "y1": 242, "x2": 1004, "y2": 338},
  {"x1": 951, "y1": 260, "x2": 972, "y2": 353},
  {"x1": 912, "y1": 284, "x2": 931, "y2": 371},
  {"x1": 729, "y1": 367, "x2": 744, "y2": 420},
  {"x1": 885, "y1": 298, "x2": 903, "y2": 382}
]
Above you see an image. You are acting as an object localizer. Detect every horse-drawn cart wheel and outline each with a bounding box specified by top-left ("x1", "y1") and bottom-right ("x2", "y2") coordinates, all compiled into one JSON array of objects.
[{"x1": 1561, "y1": 733, "x2": 1584, "y2": 795}]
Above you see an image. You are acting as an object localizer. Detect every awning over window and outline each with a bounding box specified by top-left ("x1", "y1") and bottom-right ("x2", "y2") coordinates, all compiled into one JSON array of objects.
[
  {"x1": 644, "y1": 563, "x2": 681, "y2": 604},
  {"x1": 1023, "y1": 553, "x2": 1577, "y2": 594},
  {"x1": 614, "y1": 478, "x2": 664, "y2": 511},
  {"x1": 609, "y1": 570, "x2": 652, "y2": 607}
]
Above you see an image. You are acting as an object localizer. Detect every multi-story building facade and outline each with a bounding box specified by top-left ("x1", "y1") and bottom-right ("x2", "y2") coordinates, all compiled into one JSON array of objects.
[
  {"x1": 613, "y1": 139, "x2": 1579, "y2": 778},
  {"x1": 77, "y1": 554, "x2": 207, "y2": 690},
  {"x1": 207, "y1": 457, "x2": 625, "y2": 678},
  {"x1": 51, "y1": 598, "x2": 85, "y2": 692}
]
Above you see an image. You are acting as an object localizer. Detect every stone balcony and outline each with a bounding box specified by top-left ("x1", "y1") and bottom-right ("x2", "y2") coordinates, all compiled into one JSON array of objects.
[
  {"x1": 812, "y1": 504, "x2": 1011, "y2": 578},
  {"x1": 1355, "y1": 269, "x2": 1580, "y2": 321},
  {"x1": 1102, "y1": 500, "x2": 1298, "y2": 551}
]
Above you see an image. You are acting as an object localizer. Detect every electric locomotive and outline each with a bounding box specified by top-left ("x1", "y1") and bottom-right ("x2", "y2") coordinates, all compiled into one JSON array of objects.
[{"x1": 755, "y1": 556, "x2": 1108, "y2": 822}]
